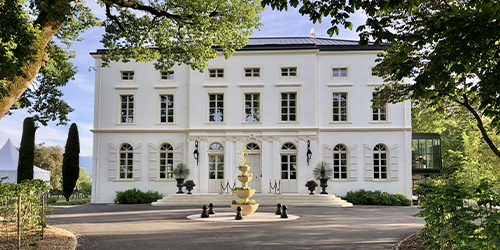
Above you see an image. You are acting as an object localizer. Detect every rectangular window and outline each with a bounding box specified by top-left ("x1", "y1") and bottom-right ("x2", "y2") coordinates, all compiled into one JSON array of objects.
[
  {"x1": 372, "y1": 93, "x2": 387, "y2": 121},
  {"x1": 208, "y1": 94, "x2": 224, "y2": 122},
  {"x1": 244, "y1": 68, "x2": 260, "y2": 78},
  {"x1": 120, "y1": 95, "x2": 134, "y2": 123},
  {"x1": 209, "y1": 69, "x2": 224, "y2": 78},
  {"x1": 121, "y1": 71, "x2": 135, "y2": 80},
  {"x1": 332, "y1": 93, "x2": 347, "y2": 121},
  {"x1": 160, "y1": 95, "x2": 174, "y2": 123},
  {"x1": 281, "y1": 92, "x2": 297, "y2": 121},
  {"x1": 371, "y1": 67, "x2": 377, "y2": 77},
  {"x1": 412, "y1": 139, "x2": 441, "y2": 169},
  {"x1": 244, "y1": 93, "x2": 260, "y2": 122},
  {"x1": 332, "y1": 68, "x2": 348, "y2": 77},
  {"x1": 161, "y1": 70, "x2": 174, "y2": 80},
  {"x1": 281, "y1": 67, "x2": 297, "y2": 77}
]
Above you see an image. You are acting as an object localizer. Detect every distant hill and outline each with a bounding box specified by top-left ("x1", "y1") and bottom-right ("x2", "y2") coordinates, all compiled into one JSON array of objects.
[{"x1": 80, "y1": 156, "x2": 93, "y2": 177}]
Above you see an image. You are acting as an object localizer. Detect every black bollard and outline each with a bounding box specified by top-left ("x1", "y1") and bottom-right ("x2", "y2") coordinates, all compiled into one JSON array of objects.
[
  {"x1": 281, "y1": 205, "x2": 288, "y2": 219},
  {"x1": 201, "y1": 205, "x2": 209, "y2": 218},
  {"x1": 235, "y1": 206, "x2": 243, "y2": 220},
  {"x1": 275, "y1": 203, "x2": 282, "y2": 215},
  {"x1": 208, "y1": 203, "x2": 215, "y2": 214}
]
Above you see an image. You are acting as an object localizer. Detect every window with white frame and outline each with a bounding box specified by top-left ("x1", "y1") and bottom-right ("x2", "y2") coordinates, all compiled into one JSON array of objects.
[
  {"x1": 208, "y1": 143, "x2": 224, "y2": 180},
  {"x1": 209, "y1": 69, "x2": 224, "y2": 79},
  {"x1": 372, "y1": 92, "x2": 387, "y2": 121},
  {"x1": 119, "y1": 143, "x2": 133, "y2": 179},
  {"x1": 281, "y1": 92, "x2": 297, "y2": 121},
  {"x1": 281, "y1": 67, "x2": 297, "y2": 77},
  {"x1": 120, "y1": 95, "x2": 134, "y2": 123},
  {"x1": 373, "y1": 144, "x2": 388, "y2": 180},
  {"x1": 371, "y1": 67, "x2": 377, "y2": 77},
  {"x1": 160, "y1": 94, "x2": 174, "y2": 123},
  {"x1": 244, "y1": 93, "x2": 260, "y2": 122},
  {"x1": 159, "y1": 143, "x2": 173, "y2": 179},
  {"x1": 333, "y1": 144, "x2": 348, "y2": 180},
  {"x1": 332, "y1": 93, "x2": 347, "y2": 121},
  {"x1": 161, "y1": 70, "x2": 174, "y2": 80},
  {"x1": 208, "y1": 94, "x2": 224, "y2": 122},
  {"x1": 244, "y1": 68, "x2": 260, "y2": 78},
  {"x1": 281, "y1": 143, "x2": 297, "y2": 180},
  {"x1": 332, "y1": 68, "x2": 348, "y2": 77},
  {"x1": 121, "y1": 71, "x2": 134, "y2": 80}
]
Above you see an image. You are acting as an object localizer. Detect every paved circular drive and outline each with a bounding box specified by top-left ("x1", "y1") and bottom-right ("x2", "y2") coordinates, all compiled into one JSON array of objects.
[
  {"x1": 187, "y1": 212, "x2": 300, "y2": 222},
  {"x1": 48, "y1": 204, "x2": 424, "y2": 250}
]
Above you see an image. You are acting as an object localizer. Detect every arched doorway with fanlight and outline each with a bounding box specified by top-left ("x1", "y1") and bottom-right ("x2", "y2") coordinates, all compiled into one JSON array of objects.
[
  {"x1": 280, "y1": 142, "x2": 298, "y2": 193},
  {"x1": 245, "y1": 143, "x2": 261, "y2": 193},
  {"x1": 207, "y1": 142, "x2": 224, "y2": 193}
]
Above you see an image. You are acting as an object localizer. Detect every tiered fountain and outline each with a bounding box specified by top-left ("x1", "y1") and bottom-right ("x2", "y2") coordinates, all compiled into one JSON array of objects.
[{"x1": 231, "y1": 148, "x2": 259, "y2": 216}]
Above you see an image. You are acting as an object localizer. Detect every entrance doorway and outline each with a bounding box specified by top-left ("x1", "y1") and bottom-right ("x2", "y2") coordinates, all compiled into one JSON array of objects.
[
  {"x1": 280, "y1": 142, "x2": 297, "y2": 193},
  {"x1": 245, "y1": 143, "x2": 261, "y2": 193},
  {"x1": 208, "y1": 142, "x2": 224, "y2": 193}
]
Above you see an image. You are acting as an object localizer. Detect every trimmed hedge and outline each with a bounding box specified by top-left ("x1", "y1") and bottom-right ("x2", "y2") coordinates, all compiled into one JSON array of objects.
[
  {"x1": 343, "y1": 189, "x2": 412, "y2": 206},
  {"x1": 114, "y1": 188, "x2": 163, "y2": 204}
]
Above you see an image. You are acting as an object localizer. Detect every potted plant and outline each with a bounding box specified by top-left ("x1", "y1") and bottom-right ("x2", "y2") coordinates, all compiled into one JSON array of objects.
[
  {"x1": 305, "y1": 180, "x2": 318, "y2": 195},
  {"x1": 237, "y1": 172, "x2": 253, "y2": 183},
  {"x1": 235, "y1": 147, "x2": 251, "y2": 172},
  {"x1": 313, "y1": 161, "x2": 333, "y2": 194},
  {"x1": 172, "y1": 163, "x2": 190, "y2": 194},
  {"x1": 183, "y1": 180, "x2": 196, "y2": 194}
]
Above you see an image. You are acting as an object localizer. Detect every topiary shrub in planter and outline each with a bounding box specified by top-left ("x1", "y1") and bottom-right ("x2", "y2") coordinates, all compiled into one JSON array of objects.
[
  {"x1": 343, "y1": 189, "x2": 411, "y2": 206},
  {"x1": 114, "y1": 188, "x2": 163, "y2": 204}
]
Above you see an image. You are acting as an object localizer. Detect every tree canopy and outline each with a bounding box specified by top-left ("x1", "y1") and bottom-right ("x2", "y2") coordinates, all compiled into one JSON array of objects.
[
  {"x1": 62, "y1": 123, "x2": 80, "y2": 201},
  {"x1": 0, "y1": 0, "x2": 263, "y2": 125},
  {"x1": 34, "y1": 142, "x2": 64, "y2": 190},
  {"x1": 262, "y1": 0, "x2": 500, "y2": 158},
  {"x1": 17, "y1": 117, "x2": 35, "y2": 183}
]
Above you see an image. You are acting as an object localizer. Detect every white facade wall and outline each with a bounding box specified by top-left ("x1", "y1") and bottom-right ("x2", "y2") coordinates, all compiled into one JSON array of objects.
[{"x1": 91, "y1": 46, "x2": 412, "y2": 203}]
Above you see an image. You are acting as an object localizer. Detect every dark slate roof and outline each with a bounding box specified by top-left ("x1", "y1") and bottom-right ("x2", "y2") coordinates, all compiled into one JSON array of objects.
[{"x1": 90, "y1": 37, "x2": 387, "y2": 55}]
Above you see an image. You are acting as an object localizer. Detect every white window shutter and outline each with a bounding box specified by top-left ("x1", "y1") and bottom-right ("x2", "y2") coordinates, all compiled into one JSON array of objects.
[
  {"x1": 108, "y1": 144, "x2": 117, "y2": 181},
  {"x1": 349, "y1": 144, "x2": 358, "y2": 181},
  {"x1": 173, "y1": 143, "x2": 183, "y2": 169},
  {"x1": 133, "y1": 143, "x2": 142, "y2": 180},
  {"x1": 324, "y1": 144, "x2": 332, "y2": 164},
  {"x1": 148, "y1": 143, "x2": 157, "y2": 181},
  {"x1": 364, "y1": 143, "x2": 373, "y2": 181},
  {"x1": 390, "y1": 144, "x2": 399, "y2": 181}
]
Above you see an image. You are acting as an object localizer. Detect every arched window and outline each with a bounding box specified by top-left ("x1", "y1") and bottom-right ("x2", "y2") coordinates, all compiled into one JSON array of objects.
[
  {"x1": 373, "y1": 144, "x2": 388, "y2": 179},
  {"x1": 209, "y1": 143, "x2": 224, "y2": 180},
  {"x1": 333, "y1": 144, "x2": 348, "y2": 180},
  {"x1": 119, "y1": 143, "x2": 133, "y2": 179},
  {"x1": 281, "y1": 142, "x2": 297, "y2": 180},
  {"x1": 246, "y1": 143, "x2": 260, "y2": 150},
  {"x1": 159, "y1": 143, "x2": 174, "y2": 179}
]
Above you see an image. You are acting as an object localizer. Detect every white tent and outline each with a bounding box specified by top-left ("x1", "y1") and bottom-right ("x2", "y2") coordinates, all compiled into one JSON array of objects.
[{"x1": 0, "y1": 139, "x2": 50, "y2": 183}]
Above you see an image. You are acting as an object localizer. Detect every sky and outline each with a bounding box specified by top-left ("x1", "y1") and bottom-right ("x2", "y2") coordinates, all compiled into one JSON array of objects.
[{"x1": 0, "y1": 1, "x2": 367, "y2": 157}]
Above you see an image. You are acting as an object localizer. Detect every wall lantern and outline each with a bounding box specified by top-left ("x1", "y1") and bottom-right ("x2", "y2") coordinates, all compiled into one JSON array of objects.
[
  {"x1": 306, "y1": 139, "x2": 312, "y2": 166},
  {"x1": 193, "y1": 140, "x2": 199, "y2": 166}
]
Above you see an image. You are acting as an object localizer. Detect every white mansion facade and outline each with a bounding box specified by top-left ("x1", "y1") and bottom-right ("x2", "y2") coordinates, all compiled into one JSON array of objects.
[{"x1": 90, "y1": 37, "x2": 412, "y2": 204}]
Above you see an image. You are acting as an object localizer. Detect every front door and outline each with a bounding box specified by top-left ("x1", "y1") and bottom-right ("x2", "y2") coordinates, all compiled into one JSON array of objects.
[
  {"x1": 280, "y1": 154, "x2": 297, "y2": 193},
  {"x1": 208, "y1": 154, "x2": 224, "y2": 193},
  {"x1": 247, "y1": 154, "x2": 261, "y2": 192}
]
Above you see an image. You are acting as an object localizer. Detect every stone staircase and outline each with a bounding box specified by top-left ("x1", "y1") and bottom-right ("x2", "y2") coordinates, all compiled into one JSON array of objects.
[{"x1": 151, "y1": 193, "x2": 353, "y2": 207}]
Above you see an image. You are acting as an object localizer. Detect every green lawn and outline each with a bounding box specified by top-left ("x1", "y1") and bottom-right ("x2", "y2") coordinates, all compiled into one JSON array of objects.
[{"x1": 49, "y1": 196, "x2": 91, "y2": 206}]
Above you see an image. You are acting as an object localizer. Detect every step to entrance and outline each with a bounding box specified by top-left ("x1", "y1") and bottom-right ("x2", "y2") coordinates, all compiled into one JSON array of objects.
[{"x1": 151, "y1": 193, "x2": 353, "y2": 207}]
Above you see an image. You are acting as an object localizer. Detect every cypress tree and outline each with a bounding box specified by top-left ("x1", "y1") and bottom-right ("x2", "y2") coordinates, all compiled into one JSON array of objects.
[
  {"x1": 62, "y1": 123, "x2": 80, "y2": 201},
  {"x1": 17, "y1": 117, "x2": 35, "y2": 183}
]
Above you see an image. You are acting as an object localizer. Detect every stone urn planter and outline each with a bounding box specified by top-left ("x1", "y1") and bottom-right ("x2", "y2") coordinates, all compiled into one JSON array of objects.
[
  {"x1": 237, "y1": 175, "x2": 253, "y2": 183},
  {"x1": 319, "y1": 178, "x2": 329, "y2": 194},
  {"x1": 305, "y1": 180, "x2": 318, "y2": 195},
  {"x1": 313, "y1": 161, "x2": 333, "y2": 195},
  {"x1": 175, "y1": 178, "x2": 185, "y2": 194},
  {"x1": 231, "y1": 148, "x2": 259, "y2": 217},
  {"x1": 183, "y1": 180, "x2": 195, "y2": 195},
  {"x1": 173, "y1": 163, "x2": 190, "y2": 194}
]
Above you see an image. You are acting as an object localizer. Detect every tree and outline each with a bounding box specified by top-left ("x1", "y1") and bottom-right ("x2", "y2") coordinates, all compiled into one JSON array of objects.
[
  {"x1": 76, "y1": 168, "x2": 92, "y2": 195},
  {"x1": 0, "y1": 0, "x2": 263, "y2": 123},
  {"x1": 34, "y1": 143, "x2": 64, "y2": 190},
  {"x1": 262, "y1": 0, "x2": 500, "y2": 158},
  {"x1": 62, "y1": 123, "x2": 80, "y2": 201},
  {"x1": 17, "y1": 117, "x2": 35, "y2": 183}
]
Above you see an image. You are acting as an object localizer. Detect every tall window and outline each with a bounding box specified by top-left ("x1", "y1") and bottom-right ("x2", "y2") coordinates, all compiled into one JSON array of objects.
[
  {"x1": 120, "y1": 95, "x2": 134, "y2": 123},
  {"x1": 244, "y1": 68, "x2": 260, "y2": 78},
  {"x1": 373, "y1": 144, "x2": 387, "y2": 180},
  {"x1": 332, "y1": 93, "x2": 347, "y2": 121},
  {"x1": 332, "y1": 68, "x2": 348, "y2": 77},
  {"x1": 159, "y1": 143, "x2": 173, "y2": 179},
  {"x1": 372, "y1": 93, "x2": 387, "y2": 121},
  {"x1": 119, "y1": 144, "x2": 133, "y2": 179},
  {"x1": 208, "y1": 143, "x2": 224, "y2": 180},
  {"x1": 121, "y1": 71, "x2": 134, "y2": 80},
  {"x1": 244, "y1": 93, "x2": 260, "y2": 122},
  {"x1": 161, "y1": 70, "x2": 174, "y2": 80},
  {"x1": 209, "y1": 69, "x2": 224, "y2": 79},
  {"x1": 333, "y1": 145, "x2": 348, "y2": 180},
  {"x1": 281, "y1": 143, "x2": 297, "y2": 180},
  {"x1": 208, "y1": 94, "x2": 224, "y2": 122},
  {"x1": 160, "y1": 95, "x2": 174, "y2": 123},
  {"x1": 281, "y1": 92, "x2": 297, "y2": 121},
  {"x1": 281, "y1": 67, "x2": 297, "y2": 77}
]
